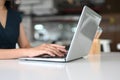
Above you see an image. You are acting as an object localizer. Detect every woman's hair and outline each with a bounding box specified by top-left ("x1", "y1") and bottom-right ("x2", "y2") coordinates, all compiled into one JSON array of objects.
[{"x1": 5, "y1": 0, "x2": 14, "y2": 8}]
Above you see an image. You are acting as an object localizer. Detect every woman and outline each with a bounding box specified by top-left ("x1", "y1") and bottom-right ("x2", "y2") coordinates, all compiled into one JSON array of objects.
[{"x1": 0, "y1": 0, "x2": 67, "y2": 59}]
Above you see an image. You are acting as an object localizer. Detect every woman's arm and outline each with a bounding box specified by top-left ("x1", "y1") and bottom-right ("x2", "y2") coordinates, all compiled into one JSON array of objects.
[
  {"x1": 0, "y1": 48, "x2": 29, "y2": 59},
  {"x1": 18, "y1": 23, "x2": 31, "y2": 48},
  {"x1": 0, "y1": 43, "x2": 67, "y2": 59},
  {"x1": 0, "y1": 23, "x2": 67, "y2": 59}
]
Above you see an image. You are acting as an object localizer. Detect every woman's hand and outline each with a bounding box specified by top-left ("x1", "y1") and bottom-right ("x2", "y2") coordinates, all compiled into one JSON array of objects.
[{"x1": 26, "y1": 44, "x2": 67, "y2": 58}]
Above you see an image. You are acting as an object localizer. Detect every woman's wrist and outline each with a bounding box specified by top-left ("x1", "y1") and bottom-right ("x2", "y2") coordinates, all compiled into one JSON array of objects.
[
  {"x1": 19, "y1": 48, "x2": 31, "y2": 58},
  {"x1": 20, "y1": 48, "x2": 37, "y2": 58}
]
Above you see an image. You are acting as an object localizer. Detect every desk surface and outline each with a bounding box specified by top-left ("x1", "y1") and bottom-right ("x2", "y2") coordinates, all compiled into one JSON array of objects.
[{"x1": 0, "y1": 52, "x2": 120, "y2": 80}]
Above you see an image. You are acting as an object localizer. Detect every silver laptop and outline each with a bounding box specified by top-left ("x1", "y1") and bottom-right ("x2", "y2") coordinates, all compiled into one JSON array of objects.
[{"x1": 19, "y1": 6, "x2": 102, "y2": 62}]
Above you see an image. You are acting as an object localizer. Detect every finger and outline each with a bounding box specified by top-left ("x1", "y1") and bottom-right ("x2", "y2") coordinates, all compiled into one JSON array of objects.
[
  {"x1": 44, "y1": 46, "x2": 64, "y2": 57},
  {"x1": 29, "y1": 50, "x2": 56, "y2": 58},
  {"x1": 57, "y1": 48, "x2": 67, "y2": 53},
  {"x1": 50, "y1": 45, "x2": 67, "y2": 52},
  {"x1": 41, "y1": 51, "x2": 56, "y2": 57},
  {"x1": 50, "y1": 44, "x2": 66, "y2": 48},
  {"x1": 48, "y1": 45, "x2": 67, "y2": 55}
]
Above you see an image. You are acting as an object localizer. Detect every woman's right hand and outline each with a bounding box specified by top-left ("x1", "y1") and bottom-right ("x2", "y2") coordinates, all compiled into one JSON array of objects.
[{"x1": 25, "y1": 44, "x2": 67, "y2": 58}]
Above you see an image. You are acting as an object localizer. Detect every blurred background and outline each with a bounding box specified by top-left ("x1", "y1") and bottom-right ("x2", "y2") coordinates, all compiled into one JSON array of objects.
[{"x1": 13, "y1": 0, "x2": 120, "y2": 52}]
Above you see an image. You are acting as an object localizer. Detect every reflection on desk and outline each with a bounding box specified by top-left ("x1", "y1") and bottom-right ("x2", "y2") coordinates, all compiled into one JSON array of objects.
[{"x1": 0, "y1": 52, "x2": 120, "y2": 80}]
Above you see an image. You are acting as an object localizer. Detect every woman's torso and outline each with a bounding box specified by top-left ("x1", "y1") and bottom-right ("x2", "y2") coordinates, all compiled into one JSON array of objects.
[{"x1": 0, "y1": 7, "x2": 21, "y2": 49}]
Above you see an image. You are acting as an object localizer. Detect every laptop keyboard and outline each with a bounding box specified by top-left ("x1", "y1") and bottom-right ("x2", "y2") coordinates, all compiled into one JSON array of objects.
[{"x1": 35, "y1": 53, "x2": 67, "y2": 58}]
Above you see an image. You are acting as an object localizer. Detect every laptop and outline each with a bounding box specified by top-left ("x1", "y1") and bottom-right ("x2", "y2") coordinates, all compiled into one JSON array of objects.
[{"x1": 19, "y1": 6, "x2": 102, "y2": 62}]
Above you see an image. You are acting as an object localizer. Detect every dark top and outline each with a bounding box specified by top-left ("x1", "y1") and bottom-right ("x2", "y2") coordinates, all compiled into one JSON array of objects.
[{"x1": 0, "y1": 8, "x2": 22, "y2": 49}]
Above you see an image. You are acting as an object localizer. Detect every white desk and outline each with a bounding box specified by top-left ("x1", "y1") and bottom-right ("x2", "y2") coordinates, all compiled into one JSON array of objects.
[{"x1": 0, "y1": 52, "x2": 120, "y2": 80}]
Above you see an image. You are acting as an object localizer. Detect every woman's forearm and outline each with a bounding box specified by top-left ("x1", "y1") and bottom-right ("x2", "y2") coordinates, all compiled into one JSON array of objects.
[
  {"x1": 0, "y1": 48, "x2": 29, "y2": 59},
  {"x1": 0, "y1": 44, "x2": 67, "y2": 60}
]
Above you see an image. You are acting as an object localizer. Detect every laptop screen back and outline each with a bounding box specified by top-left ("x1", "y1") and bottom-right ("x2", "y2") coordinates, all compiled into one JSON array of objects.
[{"x1": 66, "y1": 6, "x2": 102, "y2": 61}]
